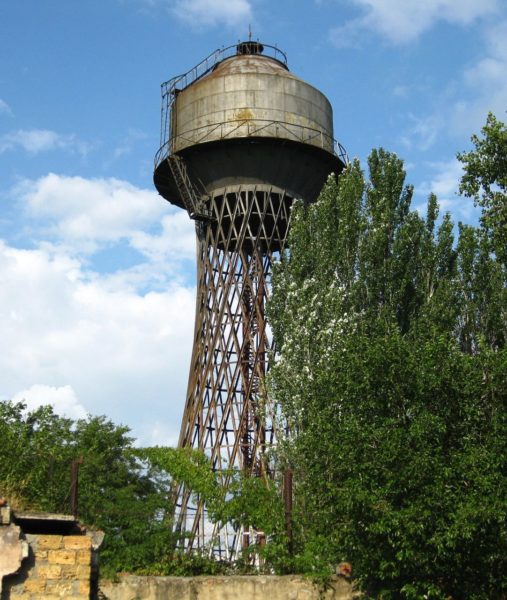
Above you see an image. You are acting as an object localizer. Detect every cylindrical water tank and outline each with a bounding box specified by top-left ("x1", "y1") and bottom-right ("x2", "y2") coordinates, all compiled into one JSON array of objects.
[
  {"x1": 154, "y1": 42, "x2": 346, "y2": 209},
  {"x1": 172, "y1": 51, "x2": 334, "y2": 155}
]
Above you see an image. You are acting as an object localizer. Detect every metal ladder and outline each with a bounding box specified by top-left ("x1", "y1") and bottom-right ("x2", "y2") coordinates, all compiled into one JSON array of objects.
[{"x1": 168, "y1": 155, "x2": 213, "y2": 221}]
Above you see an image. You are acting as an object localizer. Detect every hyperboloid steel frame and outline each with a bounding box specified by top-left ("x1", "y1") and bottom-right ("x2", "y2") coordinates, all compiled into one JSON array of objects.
[{"x1": 173, "y1": 183, "x2": 293, "y2": 558}]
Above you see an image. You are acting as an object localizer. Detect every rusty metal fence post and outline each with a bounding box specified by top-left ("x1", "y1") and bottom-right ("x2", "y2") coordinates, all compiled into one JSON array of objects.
[{"x1": 70, "y1": 457, "x2": 83, "y2": 518}]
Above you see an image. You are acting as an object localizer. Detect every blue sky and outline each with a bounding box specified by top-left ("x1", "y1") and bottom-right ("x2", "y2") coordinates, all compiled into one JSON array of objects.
[{"x1": 1, "y1": 0, "x2": 506, "y2": 446}]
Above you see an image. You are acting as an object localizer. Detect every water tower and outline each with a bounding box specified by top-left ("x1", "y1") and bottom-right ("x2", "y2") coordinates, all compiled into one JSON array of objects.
[{"x1": 154, "y1": 40, "x2": 346, "y2": 558}]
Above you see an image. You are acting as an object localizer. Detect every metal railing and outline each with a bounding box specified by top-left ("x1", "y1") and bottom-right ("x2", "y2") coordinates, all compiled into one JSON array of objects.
[{"x1": 155, "y1": 118, "x2": 349, "y2": 168}]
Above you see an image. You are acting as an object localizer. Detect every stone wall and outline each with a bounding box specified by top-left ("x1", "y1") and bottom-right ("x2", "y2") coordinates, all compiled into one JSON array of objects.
[
  {"x1": 2, "y1": 534, "x2": 91, "y2": 600},
  {"x1": 100, "y1": 574, "x2": 358, "y2": 600}
]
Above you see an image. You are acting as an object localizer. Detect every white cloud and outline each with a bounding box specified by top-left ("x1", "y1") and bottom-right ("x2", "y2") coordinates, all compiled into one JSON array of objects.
[
  {"x1": 17, "y1": 174, "x2": 165, "y2": 247},
  {"x1": 0, "y1": 98, "x2": 13, "y2": 116},
  {"x1": 416, "y1": 159, "x2": 479, "y2": 221},
  {"x1": 130, "y1": 212, "x2": 196, "y2": 262},
  {"x1": 330, "y1": 0, "x2": 499, "y2": 45},
  {"x1": 111, "y1": 128, "x2": 148, "y2": 161},
  {"x1": 171, "y1": 0, "x2": 252, "y2": 28},
  {"x1": 11, "y1": 171, "x2": 197, "y2": 282},
  {"x1": 396, "y1": 14, "x2": 507, "y2": 152},
  {"x1": 16, "y1": 173, "x2": 198, "y2": 292},
  {"x1": 144, "y1": 420, "x2": 180, "y2": 447},
  {"x1": 397, "y1": 17, "x2": 507, "y2": 151},
  {"x1": 393, "y1": 85, "x2": 409, "y2": 98},
  {"x1": 12, "y1": 384, "x2": 87, "y2": 420},
  {"x1": 14, "y1": 174, "x2": 196, "y2": 268},
  {"x1": 329, "y1": 18, "x2": 364, "y2": 48},
  {"x1": 450, "y1": 19, "x2": 507, "y2": 136},
  {"x1": 399, "y1": 113, "x2": 443, "y2": 151},
  {"x1": 0, "y1": 239, "x2": 195, "y2": 445},
  {"x1": 1, "y1": 173, "x2": 199, "y2": 445},
  {"x1": 418, "y1": 158, "x2": 462, "y2": 197},
  {"x1": 0, "y1": 129, "x2": 90, "y2": 156}
]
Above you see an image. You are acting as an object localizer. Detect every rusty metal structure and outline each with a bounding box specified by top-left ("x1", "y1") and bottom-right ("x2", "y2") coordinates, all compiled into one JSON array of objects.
[{"x1": 154, "y1": 40, "x2": 346, "y2": 558}]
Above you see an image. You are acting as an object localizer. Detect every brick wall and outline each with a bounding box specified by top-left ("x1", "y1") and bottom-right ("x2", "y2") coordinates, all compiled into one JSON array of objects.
[{"x1": 2, "y1": 534, "x2": 91, "y2": 600}]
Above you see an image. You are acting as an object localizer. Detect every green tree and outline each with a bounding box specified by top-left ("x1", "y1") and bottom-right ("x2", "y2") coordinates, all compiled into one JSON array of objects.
[
  {"x1": 0, "y1": 401, "x2": 173, "y2": 575},
  {"x1": 269, "y1": 147, "x2": 507, "y2": 598},
  {"x1": 458, "y1": 112, "x2": 507, "y2": 268}
]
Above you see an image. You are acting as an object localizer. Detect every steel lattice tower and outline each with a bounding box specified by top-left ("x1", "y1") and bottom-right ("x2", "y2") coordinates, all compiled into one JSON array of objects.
[{"x1": 153, "y1": 41, "x2": 346, "y2": 558}]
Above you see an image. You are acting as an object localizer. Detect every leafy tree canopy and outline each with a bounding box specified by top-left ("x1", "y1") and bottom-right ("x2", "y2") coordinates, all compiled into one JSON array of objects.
[
  {"x1": 268, "y1": 131, "x2": 507, "y2": 598},
  {"x1": 0, "y1": 401, "x2": 173, "y2": 575},
  {"x1": 458, "y1": 112, "x2": 507, "y2": 268}
]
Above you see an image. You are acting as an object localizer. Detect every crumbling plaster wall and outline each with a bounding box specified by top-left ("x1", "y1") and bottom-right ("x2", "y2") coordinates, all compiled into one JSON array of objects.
[
  {"x1": 100, "y1": 574, "x2": 357, "y2": 600},
  {"x1": 0, "y1": 505, "x2": 28, "y2": 597}
]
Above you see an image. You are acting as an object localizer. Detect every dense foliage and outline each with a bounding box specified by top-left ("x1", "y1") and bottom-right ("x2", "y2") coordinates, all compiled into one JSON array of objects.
[
  {"x1": 137, "y1": 446, "x2": 287, "y2": 574},
  {"x1": 0, "y1": 401, "x2": 173, "y2": 575},
  {"x1": 268, "y1": 120, "x2": 507, "y2": 598}
]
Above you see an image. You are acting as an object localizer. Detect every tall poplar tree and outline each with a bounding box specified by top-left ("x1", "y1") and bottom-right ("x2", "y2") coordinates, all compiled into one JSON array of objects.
[{"x1": 269, "y1": 142, "x2": 506, "y2": 598}]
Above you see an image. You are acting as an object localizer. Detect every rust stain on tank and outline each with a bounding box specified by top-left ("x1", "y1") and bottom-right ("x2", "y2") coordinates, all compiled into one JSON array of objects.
[{"x1": 235, "y1": 108, "x2": 254, "y2": 121}]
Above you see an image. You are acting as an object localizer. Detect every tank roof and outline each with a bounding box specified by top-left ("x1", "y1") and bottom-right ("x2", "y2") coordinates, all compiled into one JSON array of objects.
[
  {"x1": 207, "y1": 53, "x2": 296, "y2": 79},
  {"x1": 160, "y1": 42, "x2": 289, "y2": 98}
]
